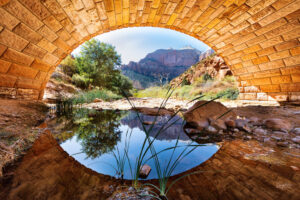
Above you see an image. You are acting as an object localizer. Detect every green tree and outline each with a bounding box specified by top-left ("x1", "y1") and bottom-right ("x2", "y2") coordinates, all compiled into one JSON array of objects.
[{"x1": 72, "y1": 39, "x2": 132, "y2": 94}]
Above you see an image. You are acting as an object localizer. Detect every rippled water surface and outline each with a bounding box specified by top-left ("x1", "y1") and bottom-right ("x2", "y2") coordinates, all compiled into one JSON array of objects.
[{"x1": 56, "y1": 109, "x2": 219, "y2": 180}]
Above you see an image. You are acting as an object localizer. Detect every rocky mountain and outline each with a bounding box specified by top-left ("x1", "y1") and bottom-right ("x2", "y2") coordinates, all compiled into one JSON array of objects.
[
  {"x1": 170, "y1": 54, "x2": 232, "y2": 86},
  {"x1": 121, "y1": 48, "x2": 202, "y2": 89}
]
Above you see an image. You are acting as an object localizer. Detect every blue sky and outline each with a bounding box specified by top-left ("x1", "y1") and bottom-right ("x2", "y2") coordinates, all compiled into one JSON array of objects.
[{"x1": 72, "y1": 27, "x2": 210, "y2": 65}]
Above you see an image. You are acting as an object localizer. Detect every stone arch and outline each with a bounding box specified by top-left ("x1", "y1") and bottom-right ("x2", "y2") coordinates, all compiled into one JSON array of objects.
[{"x1": 0, "y1": 0, "x2": 299, "y2": 101}]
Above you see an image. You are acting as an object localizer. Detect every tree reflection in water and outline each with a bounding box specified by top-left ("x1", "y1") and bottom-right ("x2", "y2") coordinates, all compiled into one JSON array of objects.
[{"x1": 56, "y1": 109, "x2": 127, "y2": 159}]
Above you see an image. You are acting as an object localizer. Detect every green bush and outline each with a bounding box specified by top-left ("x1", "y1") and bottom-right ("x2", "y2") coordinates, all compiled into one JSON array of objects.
[
  {"x1": 70, "y1": 89, "x2": 122, "y2": 104},
  {"x1": 72, "y1": 74, "x2": 90, "y2": 89}
]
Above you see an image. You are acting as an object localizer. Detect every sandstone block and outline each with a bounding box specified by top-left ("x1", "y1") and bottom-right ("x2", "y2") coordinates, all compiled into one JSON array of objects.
[
  {"x1": 23, "y1": 43, "x2": 47, "y2": 59},
  {"x1": 0, "y1": 29, "x2": 29, "y2": 51},
  {"x1": 257, "y1": 47, "x2": 276, "y2": 56},
  {"x1": 271, "y1": 75, "x2": 292, "y2": 84},
  {"x1": 290, "y1": 46, "x2": 300, "y2": 56},
  {"x1": 252, "y1": 56, "x2": 269, "y2": 65},
  {"x1": 31, "y1": 59, "x2": 51, "y2": 72},
  {"x1": 22, "y1": 0, "x2": 51, "y2": 20},
  {"x1": 291, "y1": 74, "x2": 300, "y2": 83},
  {"x1": 268, "y1": 50, "x2": 290, "y2": 61},
  {"x1": 13, "y1": 23, "x2": 43, "y2": 44},
  {"x1": 260, "y1": 36, "x2": 283, "y2": 48},
  {"x1": 4, "y1": 0, "x2": 43, "y2": 31},
  {"x1": 259, "y1": 60, "x2": 284, "y2": 71},
  {"x1": 0, "y1": 43, "x2": 7, "y2": 56},
  {"x1": 0, "y1": 7, "x2": 19, "y2": 30},
  {"x1": 275, "y1": 39, "x2": 299, "y2": 51},
  {"x1": 251, "y1": 77, "x2": 271, "y2": 85},
  {"x1": 260, "y1": 84, "x2": 281, "y2": 92},
  {"x1": 1, "y1": 48, "x2": 34, "y2": 66},
  {"x1": 0, "y1": 59, "x2": 11, "y2": 73},
  {"x1": 243, "y1": 44, "x2": 261, "y2": 54},
  {"x1": 283, "y1": 55, "x2": 300, "y2": 66},
  {"x1": 16, "y1": 77, "x2": 42, "y2": 90},
  {"x1": 254, "y1": 69, "x2": 281, "y2": 78},
  {"x1": 8, "y1": 63, "x2": 38, "y2": 79},
  {"x1": 242, "y1": 53, "x2": 257, "y2": 61},
  {"x1": 42, "y1": 53, "x2": 59, "y2": 65},
  {"x1": 43, "y1": 15, "x2": 63, "y2": 32},
  {"x1": 257, "y1": 92, "x2": 268, "y2": 101},
  {"x1": 280, "y1": 66, "x2": 300, "y2": 75},
  {"x1": 38, "y1": 25, "x2": 58, "y2": 42},
  {"x1": 37, "y1": 38, "x2": 57, "y2": 53},
  {"x1": 280, "y1": 83, "x2": 300, "y2": 92},
  {"x1": 0, "y1": 73, "x2": 17, "y2": 87}
]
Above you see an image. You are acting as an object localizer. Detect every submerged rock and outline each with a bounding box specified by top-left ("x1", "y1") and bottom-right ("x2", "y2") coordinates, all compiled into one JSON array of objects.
[
  {"x1": 133, "y1": 107, "x2": 174, "y2": 116},
  {"x1": 139, "y1": 164, "x2": 151, "y2": 178}
]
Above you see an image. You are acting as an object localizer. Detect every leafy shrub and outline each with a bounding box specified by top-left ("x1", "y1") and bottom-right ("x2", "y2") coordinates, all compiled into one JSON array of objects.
[
  {"x1": 70, "y1": 89, "x2": 122, "y2": 104},
  {"x1": 203, "y1": 73, "x2": 213, "y2": 82},
  {"x1": 72, "y1": 74, "x2": 90, "y2": 89}
]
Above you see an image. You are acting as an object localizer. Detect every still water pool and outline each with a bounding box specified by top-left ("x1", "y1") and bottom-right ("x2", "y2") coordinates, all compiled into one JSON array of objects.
[{"x1": 56, "y1": 109, "x2": 219, "y2": 180}]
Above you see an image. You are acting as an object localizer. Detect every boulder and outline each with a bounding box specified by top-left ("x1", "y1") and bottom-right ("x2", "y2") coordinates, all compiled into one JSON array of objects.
[
  {"x1": 139, "y1": 164, "x2": 151, "y2": 178},
  {"x1": 264, "y1": 118, "x2": 292, "y2": 132},
  {"x1": 183, "y1": 101, "x2": 236, "y2": 130}
]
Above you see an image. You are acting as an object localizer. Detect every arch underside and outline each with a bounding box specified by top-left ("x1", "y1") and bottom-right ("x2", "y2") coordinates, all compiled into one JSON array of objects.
[{"x1": 0, "y1": 0, "x2": 299, "y2": 101}]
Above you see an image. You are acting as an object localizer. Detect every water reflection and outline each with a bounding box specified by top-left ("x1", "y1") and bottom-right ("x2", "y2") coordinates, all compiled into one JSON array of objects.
[{"x1": 53, "y1": 109, "x2": 218, "y2": 179}]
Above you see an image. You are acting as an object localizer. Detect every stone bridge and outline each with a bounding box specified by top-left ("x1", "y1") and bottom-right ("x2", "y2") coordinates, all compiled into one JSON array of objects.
[{"x1": 0, "y1": 0, "x2": 299, "y2": 101}]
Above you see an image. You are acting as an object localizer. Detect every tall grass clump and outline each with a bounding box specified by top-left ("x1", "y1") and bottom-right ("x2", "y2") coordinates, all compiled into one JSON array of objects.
[
  {"x1": 120, "y1": 86, "x2": 216, "y2": 199},
  {"x1": 70, "y1": 89, "x2": 122, "y2": 104}
]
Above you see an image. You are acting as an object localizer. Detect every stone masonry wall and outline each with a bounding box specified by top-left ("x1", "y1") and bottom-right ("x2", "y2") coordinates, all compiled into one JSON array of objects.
[{"x1": 0, "y1": 0, "x2": 299, "y2": 101}]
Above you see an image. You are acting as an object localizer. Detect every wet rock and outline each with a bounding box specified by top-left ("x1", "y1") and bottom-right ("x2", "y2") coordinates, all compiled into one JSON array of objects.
[
  {"x1": 210, "y1": 119, "x2": 227, "y2": 130},
  {"x1": 235, "y1": 119, "x2": 247, "y2": 129},
  {"x1": 139, "y1": 164, "x2": 151, "y2": 178},
  {"x1": 225, "y1": 119, "x2": 236, "y2": 128},
  {"x1": 290, "y1": 166, "x2": 299, "y2": 171},
  {"x1": 196, "y1": 119, "x2": 210, "y2": 130},
  {"x1": 277, "y1": 141, "x2": 289, "y2": 147},
  {"x1": 242, "y1": 125, "x2": 252, "y2": 133},
  {"x1": 205, "y1": 126, "x2": 218, "y2": 134},
  {"x1": 292, "y1": 128, "x2": 300, "y2": 135},
  {"x1": 244, "y1": 136, "x2": 252, "y2": 140},
  {"x1": 253, "y1": 128, "x2": 267, "y2": 135},
  {"x1": 273, "y1": 131, "x2": 288, "y2": 136},
  {"x1": 142, "y1": 121, "x2": 155, "y2": 125},
  {"x1": 183, "y1": 101, "x2": 236, "y2": 130},
  {"x1": 249, "y1": 117, "x2": 263, "y2": 126},
  {"x1": 133, "y1": 107, "x2": 174, "y2": 116},
  {"x1": 264, "y1": 118, "x2": 292, "y2": 132},
  {"x1": 233, "y1": 128, "x2": 239, "y2": 133},
  {"x1": 292, "y1": 136, "x2": 300, "y2": 144},
  {"x1": 271, "y1": 136, "x2": 282, "y2": 141},
  {"x1": 185, "y1": 128, "x2": 201, "y2": 135}
]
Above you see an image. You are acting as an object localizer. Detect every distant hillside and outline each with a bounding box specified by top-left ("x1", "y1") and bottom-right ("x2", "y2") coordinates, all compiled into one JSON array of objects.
[{"x1": 121, "y1": 48, "x2": 203, "y2": 89}]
